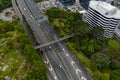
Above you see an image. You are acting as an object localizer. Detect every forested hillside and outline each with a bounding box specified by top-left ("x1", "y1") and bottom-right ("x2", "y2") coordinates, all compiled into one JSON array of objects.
[{"x1": 0, "y1": 20, "x2": 47, "y2": 79}]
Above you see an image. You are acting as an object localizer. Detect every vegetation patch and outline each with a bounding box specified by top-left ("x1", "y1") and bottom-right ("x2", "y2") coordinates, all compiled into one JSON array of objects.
[
  {"x1": 46, "y1": 7, "x2": 120, "y2": 80},
  {"x1": 0, "y1": 20, "x2": 47, "y2": 80},
  {"x1": 5, "y1": 12, "x2": 12, "y2": 17}
]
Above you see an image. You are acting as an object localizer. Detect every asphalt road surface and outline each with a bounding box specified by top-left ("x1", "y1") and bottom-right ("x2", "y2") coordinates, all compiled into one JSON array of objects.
[
  {"x1": 12, "y1": 0, "x2": 92, "y2": 80},
  {"x1": 24, "y1": 0, "x2": 92, "y2": 80},
  {"x1": 14, "y1": 0, "x2": 69, "y2": 80}
]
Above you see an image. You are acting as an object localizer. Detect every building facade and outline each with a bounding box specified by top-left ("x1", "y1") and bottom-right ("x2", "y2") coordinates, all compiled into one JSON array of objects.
[
  {"x1": 115, "y1": 22, "x2": 120, "y2": 38},
  {"x1": 86, "y1": 1, "x2": 120, "y2": 38}
]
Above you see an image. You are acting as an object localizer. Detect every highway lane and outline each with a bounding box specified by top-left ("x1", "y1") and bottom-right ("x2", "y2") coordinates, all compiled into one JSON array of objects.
[
  {"x1": 11, "y1": 0, "x2": 57, "y2": 79},
  {"x1": 24, "y1": 0, "x2": 92, "y2": 80},
  {"x1": 24, "y1": 0, "x2": 76, "y2": 79},
  {"x1": 40, "y1": 19, "x2": 91, "y2": 80},
  {"x1": 43, "y1": 46, "x2": 69, "y2": 80},
  {"x1": 43, "y1": 19, "x2": 92, "y2": 80},
  {"x1": 42, "y1": 19, "x2": 92, "y2": 79},
  {"x1": 37, "y1": 20, "x2": 79, "y2": 80},
  {"x1": 11, "y1": 0, "x2": 36, "y2": 46},
  {"x1": 24, "y1": 0, "x2": 42, "y2": 19},
  {"x1": 11, "y1": 0, "x2": 23, "y2": 19},
  {"x1": 47, "y1": 70, "x2": 55, "y2": 80},
  {"x1": 60, "y1": 42, "x2": 92, "y2": 79},
  {"x1": 15, "y1": 0, "x2": 69, "y2": 80},
  {"x1": 40, "y1": 21, "x2": 84, "y2": 80}
]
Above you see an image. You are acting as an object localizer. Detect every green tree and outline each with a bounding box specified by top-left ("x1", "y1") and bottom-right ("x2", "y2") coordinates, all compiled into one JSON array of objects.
[
  {"x1": 73, "y1": 21, "x2": 90, "y2": 36},
  {"x1": 46, "y1": 7, "x2": 70, "y2": 18},
  {"x1": 101, "y1": 73, "x2": 110, "y2": 80},
  {"x1": 17, "y1": 33, "x2": 31, "y2": 48},
  {"x1": 107, "y1": 48, "x2": 120, "y2": 60},
  {"x1": 110, "y1": 70, "x2": 120, "y2": 80},
  {"x1": 6, "y1": 31, "x2": 14, "y2": 37},
  {"x1": 0, "y1": 0, "x2": 11, "y2": 11},
  {"x1": 6, "y1": 37, "x2": 13, "y2": 49},
  {"x1": 70, "y1": 12, "x2": 90, "y2": 36},
  {"x1": 80, "y1": 39, "x2": 101, "y2": 58},
  {"x1": 108, "y1": 39, "x2": 119, "y2": 49},
  {"x1": 24, "y1": 44, "x2": 38, "y2": 61},
  {"x1": 90, "y1": 53, "x2": 111, "y2": 69},
  {"x1": 26, "y1": 61, "x2": 47, "y2": 80},
  {"x1": 110, "y1": 59, "x2": 120, "y2": 69},
  {"x1": 89, "y1": 26, "x2": 104, "y2": 39}
]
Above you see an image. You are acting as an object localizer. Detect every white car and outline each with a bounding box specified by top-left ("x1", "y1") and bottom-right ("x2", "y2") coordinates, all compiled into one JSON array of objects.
[
  {"x1": 49, "y1": 46, "x2": 52, "y2": 49},
  {"x1": 23, "y1": 8, "x2": 26, "y2": 10},
  {"x1": 62, "y1": 48, "x2": 65, "y2": 51},
  {"x1": 59, "y1": 65, "x2": 62, "y2": 68},
  {"x1": 30, "y1": 15, "x2": 32, "y2": 18}
]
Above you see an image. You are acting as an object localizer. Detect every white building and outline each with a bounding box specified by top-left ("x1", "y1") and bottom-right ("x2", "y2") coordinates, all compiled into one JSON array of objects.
[{"x1": 86, "y1": 1, "x2": 120, "y2": 38}]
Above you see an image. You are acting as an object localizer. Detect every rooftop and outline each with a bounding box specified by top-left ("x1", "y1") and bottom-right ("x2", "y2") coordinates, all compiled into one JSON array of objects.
[{"x1": 89, "y1": 1, "x2": 120, "y2": 19}]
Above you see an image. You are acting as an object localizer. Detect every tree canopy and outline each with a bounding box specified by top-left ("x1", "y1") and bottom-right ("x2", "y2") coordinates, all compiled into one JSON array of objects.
[
  {"x1": 90, "y1": 53, "x2": 111, "y2": 69},
  {"x1": 110, "y1": 70, "x2": 120, "y2": 80}
]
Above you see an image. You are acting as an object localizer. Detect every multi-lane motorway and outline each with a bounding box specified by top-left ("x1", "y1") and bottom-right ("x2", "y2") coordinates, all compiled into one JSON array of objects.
[
  {"x1": 11, "y1": 0, "x2": 92, "y2": 80},
  {"x1": 12, "y1": 0, "x2": 69, "y2": 80}
]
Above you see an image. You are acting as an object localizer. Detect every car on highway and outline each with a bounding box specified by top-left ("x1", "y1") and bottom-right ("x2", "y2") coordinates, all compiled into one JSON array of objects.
[
  {"x1": 62, "y1": 48, "x2": 65, "y2": 51},
  {"x1": 30, "y1": 15, "x2": 32, "y2": 18},
  {"x1": 49, "y1": 46, "x2": 52, "y2": 49},
  {"x1": 59, "y1": 64, "x2": 62, "y2": 68},
  {"x1": 23, "y1": 8, "x2": 26, "y2": 10}
]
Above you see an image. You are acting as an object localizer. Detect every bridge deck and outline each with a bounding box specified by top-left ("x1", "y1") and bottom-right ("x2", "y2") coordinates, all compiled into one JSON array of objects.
[{"x1": 34, "y1": 34, "x2": 74, "y2": 49}]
